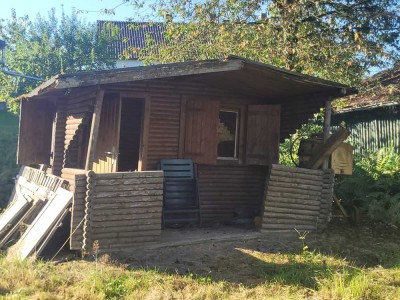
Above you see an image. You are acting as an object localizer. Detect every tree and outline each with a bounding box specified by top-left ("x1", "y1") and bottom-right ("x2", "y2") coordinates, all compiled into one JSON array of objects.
[
  {"x1": 0, "y1": 8, "x2": 117, "y2": 111},
  {"x1": 141, "y1": 0, "x2": 400, "y2": 85}
]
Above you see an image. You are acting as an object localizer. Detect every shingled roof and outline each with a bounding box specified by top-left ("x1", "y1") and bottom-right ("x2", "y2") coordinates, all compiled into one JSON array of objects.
[
  {"x1": 97, "y1": 21, "x2": 166, "y2": 60},
  {"x1": 334, "y1": 64, "x2": 400, "y2": 113}
]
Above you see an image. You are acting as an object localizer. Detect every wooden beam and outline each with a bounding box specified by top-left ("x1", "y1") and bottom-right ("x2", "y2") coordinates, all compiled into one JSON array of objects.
[
  {"x1": 138, "y1": 95, "x2": 151, "y2": 171},
  {"x1": 178, "y1": 96, "x2": 187, "y2": 158},
  {"x1": 322, "y1": 101, "x2": 332, "y2": 169},
  {"x1": 85, "y1": 88, "x2": 105, "y2": 170},
  {"x1": 305, "y1": 127, "x2": 350, "y2": 170}
]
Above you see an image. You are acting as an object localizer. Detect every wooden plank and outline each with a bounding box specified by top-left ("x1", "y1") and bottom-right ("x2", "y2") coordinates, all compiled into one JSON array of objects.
[
  {"x1": 94, "y1": 171, "x2": 163, "y2": 179},
  {"x1": 265, "y1": 206, "x2": 320, "y2": 216},
  {"x1": 271, "y1": 164, "x2": 324, "y2": 175},
  {"x1": 305, "y1": 127, "x2": 351, "y2": 169},
  {"x1": 85, "y1": 88, "x2": 105, "y2": 170},
  {"x1": 246, "y1": 105, "x2": 280, "y2": 166},
  {"x1": 267, "y1": 180, "x2": 323, "y2": 191},
  {"x1": 267, "y1": 185, "x2": 321, "y2": 196},
  {"x1": 323, "y1": 101, "x2": 332, "y2": 169},
  {"x1": 92, "y1": 190, "x2": 163, "y2": 198},
  {"x1": 138, "y1": 95, "x2": 151, "y2": 171},
  {"x1": 7, "y1": 188, "x2": 73, "y2": 259},
  {"x1": 178, "y1": 96, "x2": 187, "y2": 158}
]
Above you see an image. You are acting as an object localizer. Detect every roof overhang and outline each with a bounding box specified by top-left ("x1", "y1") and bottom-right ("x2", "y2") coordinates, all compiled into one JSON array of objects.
[{"x1": 23, "y1": 56, "x2": 357, "y2": 100}]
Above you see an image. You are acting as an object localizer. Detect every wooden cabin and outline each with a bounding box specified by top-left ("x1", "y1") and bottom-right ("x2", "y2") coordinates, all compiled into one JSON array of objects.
[{"x1": 17, "y1": 56, "x2": 356, "y2": 252}]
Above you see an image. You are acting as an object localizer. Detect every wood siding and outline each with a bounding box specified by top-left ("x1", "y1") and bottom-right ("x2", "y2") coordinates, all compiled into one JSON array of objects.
[
  {"x1": 92, "y1": 93, "x2": 121, "y2": 173},
  {"x1": 246, "y1": 105, "x2": 280, "y2": 165},
  {"x1": 262, "y1": 164, "x2": 334, "y2": 232},
  {"x1": 18, "y1": 99, "x2": 55, "y2": 165},
  {"x1": 146, "y1": 95, "x2": 181, "y2": 170},
  {"x1": 184, "y1": 99, "x2": 219, "y2": 165},
  {"x1": 60, "y1": 168, "x2": 87, "y2": 250},
  {"x1": 64, "y1": 89, "x2": 97, "y2": 170},
  {"x1": 52, "y1": 100, "x2": 67, "y2": 176},
  {"x1": 82, "y1": 171, "x2": 163, "y2": 252},
  {"x1": 197, "y1": 165, "x2": 268, "y2": 222}
]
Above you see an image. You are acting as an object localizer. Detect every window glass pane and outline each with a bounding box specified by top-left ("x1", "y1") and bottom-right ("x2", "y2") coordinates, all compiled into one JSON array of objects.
[{"x1": 218, "y1": 111, "x2": 237, "y2": 158}]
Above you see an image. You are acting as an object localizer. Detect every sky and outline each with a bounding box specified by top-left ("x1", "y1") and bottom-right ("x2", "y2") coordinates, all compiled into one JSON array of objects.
[{"x1": 0, "y1": 0, "x2": 149, "y2": 23}]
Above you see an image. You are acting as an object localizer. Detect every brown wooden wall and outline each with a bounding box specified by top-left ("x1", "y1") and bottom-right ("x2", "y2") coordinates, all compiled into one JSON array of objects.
[
  {"x1": 52, "y1": 100, "x2": 67, "y2": 176},
  {"x1": 146, "y1": 95, "x2": 182, "y2": 170},
  {"x1": 82, "y1": 171, "x2": 163, "y2": 252},
  {"x1": 197, "y1": 165, "x2": 268, "y2": 222},
  {"x1": 18, "y1": 99, "x2": 55, "y2": 165},
  {"x1": 63, "y1": 89, "x2": 97, "y2": 170}
]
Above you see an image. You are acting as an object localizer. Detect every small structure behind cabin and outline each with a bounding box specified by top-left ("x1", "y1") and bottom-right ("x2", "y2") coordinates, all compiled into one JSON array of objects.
[{"x1": 333, "y1": 64, "x2": 400, "y2": 153}]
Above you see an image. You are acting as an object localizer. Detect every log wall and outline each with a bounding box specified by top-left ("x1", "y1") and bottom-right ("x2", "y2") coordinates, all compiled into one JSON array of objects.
[
  {"x1": 146, "y1": 95, "x2": 181, "y2": 170},
  {"x1": 60, "y1": 168, "x2": 87, "y2": 250},
  {"x1": 197, "y1": 165, "x2": 268, "y2": 222},
  {"x1": 82, "y1": 171, "x2": 164, "y2": 252},
  {"x1": 63, "y1": 89, "x2": 97, "y2": 169},
  {"x1": 261, "y1": 164, "x2": 334, "y2": 232}
]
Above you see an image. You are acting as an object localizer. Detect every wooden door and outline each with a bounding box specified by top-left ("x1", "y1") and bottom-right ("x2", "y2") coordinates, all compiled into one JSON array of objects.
[
  {"x1": 184, "y1": 99, "x2": 219, "y2": 164},
  {"x1": 92, "y1": 93, "x2": 121, "y2": 173},
  {"x1": 246, "y1": 105, "x2": 281, "y2": 165}
]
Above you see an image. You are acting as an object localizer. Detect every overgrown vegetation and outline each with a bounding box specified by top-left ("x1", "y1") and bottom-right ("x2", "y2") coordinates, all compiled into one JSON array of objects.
[
  {"x1": 335, "y1": 146, "x2": 400, "y2": 226},
  {"x1": 0, "y1": 111, "x2": 19, "y2": 208},
  {"x1": 0, "y1": 8, "x2": 117, "y2": 111},
  {"x1": 0, "y1": 222, "x2": 399, "y2": 299},
  {"x1": 141, "y1": 0, "x2": 400, "y2": 86}
]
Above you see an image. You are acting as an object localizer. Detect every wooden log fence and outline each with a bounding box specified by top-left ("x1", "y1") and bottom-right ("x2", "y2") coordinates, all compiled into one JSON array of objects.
[
  {"x1": 76, "y1": 170, "x2": 164, "y2": 253},
  {"x1": 261, "y1": 164, "x2": 334, "y2": 233}
]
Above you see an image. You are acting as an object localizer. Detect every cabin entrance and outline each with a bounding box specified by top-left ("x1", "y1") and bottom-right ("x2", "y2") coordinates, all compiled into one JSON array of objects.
[
  {"x1": 92, "y1": 94, "x2": 145, "y2": 173},
  {"x1": 118, "y1": 98, "x2": 144, "y2": 172}
]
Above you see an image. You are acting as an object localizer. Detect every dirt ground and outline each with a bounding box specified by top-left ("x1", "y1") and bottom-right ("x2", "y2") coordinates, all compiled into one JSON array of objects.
[{"x1": 89, "y1": 220, "x2": 398, "y2": 285}]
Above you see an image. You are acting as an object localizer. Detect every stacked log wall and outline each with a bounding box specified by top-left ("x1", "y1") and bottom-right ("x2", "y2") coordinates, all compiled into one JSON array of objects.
[
  {"x1": 261, "y1": 164, "x2": 333, "y2": 232},
  {"x1": 82, "y1": 171, "x2": 163, "y2": 252},
  {"x1": 60, "y1": 168, "x2": 87, "y2": 250},
  {"x1": 63, "y1": 89, "x2": 97, "y2": 169},
  {"x1": 197, "y1": 165, "x2": 268, "y2": 222}
]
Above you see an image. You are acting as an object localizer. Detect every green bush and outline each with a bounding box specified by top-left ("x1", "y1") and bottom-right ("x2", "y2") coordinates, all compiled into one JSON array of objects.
[
  {"x1": 335, "y1": 146, "x2": 400, "y2": 225},
  {"x1": 0, "y1": 111, "x2": 19, "y2": 208}
]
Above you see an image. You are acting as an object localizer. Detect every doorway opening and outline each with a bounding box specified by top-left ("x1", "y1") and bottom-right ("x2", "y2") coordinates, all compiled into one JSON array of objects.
[{"x1": 118, "y1": 98, "x2": 144, "y2": 172}]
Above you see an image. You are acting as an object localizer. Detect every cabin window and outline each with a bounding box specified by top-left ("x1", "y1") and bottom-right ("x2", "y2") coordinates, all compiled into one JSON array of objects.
[{"x1": 218, "y1": 110, "x2": 238, "y2": 159}]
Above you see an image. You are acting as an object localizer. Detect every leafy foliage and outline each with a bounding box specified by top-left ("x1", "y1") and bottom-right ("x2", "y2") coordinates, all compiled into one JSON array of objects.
[
  {"x1": 279, "y1": 110, "x2": 324, "y2": 166},
  {"x1": 0, "y1": 111, "x2": 19, "y2": 207},
  {"x1": 335, "y1": 146, "x2": 400, "y2": 225},
  {"x1": 141, "y1": 0, "x2": 400, "y2": 85},
  {"x1": 0, "y1": 8, "x2": 117, "y2": 111}
]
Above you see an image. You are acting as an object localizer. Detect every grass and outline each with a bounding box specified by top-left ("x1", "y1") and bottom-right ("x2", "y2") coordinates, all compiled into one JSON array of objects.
[
  {"x1": 0, "y1": 222, "x2": 399, "y2": 299},
  {"x1": 0, "y1": 110, "x2": 19, "y2": 208}
]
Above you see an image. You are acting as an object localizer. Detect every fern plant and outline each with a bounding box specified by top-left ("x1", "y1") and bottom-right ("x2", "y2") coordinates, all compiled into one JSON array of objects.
[{"x1": 335, "y1": 146, "x2": 400, "y2": 226}]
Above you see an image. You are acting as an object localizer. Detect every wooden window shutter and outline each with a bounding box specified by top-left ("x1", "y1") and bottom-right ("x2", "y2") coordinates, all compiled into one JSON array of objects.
[
  {"x1": 246, "y1": 105, "x2": 281, "y2": 166},
  {"x1": 17, "y1": 99, "x2": 55, "y2": 165},
  {"x1": 184, "y1": 99, "x2": 219, "y2": 164}
]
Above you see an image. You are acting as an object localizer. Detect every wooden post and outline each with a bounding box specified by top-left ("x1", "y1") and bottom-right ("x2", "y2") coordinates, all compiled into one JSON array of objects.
[
  {"x1": 85, "y1": 88, "x2": 105, "y2": 170},
  {"x1": 322, "y1": 101, "x2": 332, "y2": 169}
]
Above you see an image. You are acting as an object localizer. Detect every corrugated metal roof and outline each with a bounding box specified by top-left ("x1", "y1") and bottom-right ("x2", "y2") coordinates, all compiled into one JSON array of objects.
[
  {"x1": 97, "y1": 21, "x2": 166, "y2": 60},
  {"x1": 334, "y1": 66, "x2": 400, "y2": 113}
]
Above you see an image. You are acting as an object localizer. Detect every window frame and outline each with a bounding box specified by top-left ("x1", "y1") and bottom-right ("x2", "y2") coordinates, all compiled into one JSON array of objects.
[{"x1": 217, "y1": 109, "x2": 240, "y2": 160}]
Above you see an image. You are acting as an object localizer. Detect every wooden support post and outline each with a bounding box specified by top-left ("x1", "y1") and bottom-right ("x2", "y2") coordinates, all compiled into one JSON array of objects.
[
  {"x1": 85, "y1": 88, "x2": 105, "y2": 170},
  {"x1": 322, "y1": 101, "x2": 332, "y2": 169},
  {"x1": 305, "y1": 127, "x2": 350, "y2": 170}
]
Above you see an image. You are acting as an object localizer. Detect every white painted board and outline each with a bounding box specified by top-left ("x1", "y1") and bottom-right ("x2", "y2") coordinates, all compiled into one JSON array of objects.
[
  {"x1": 8, "y1": 188, "x2": 73, "y2": 259},
  {"x1": 0, "y1": 179, "x2": 32, "y2": 238}
]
